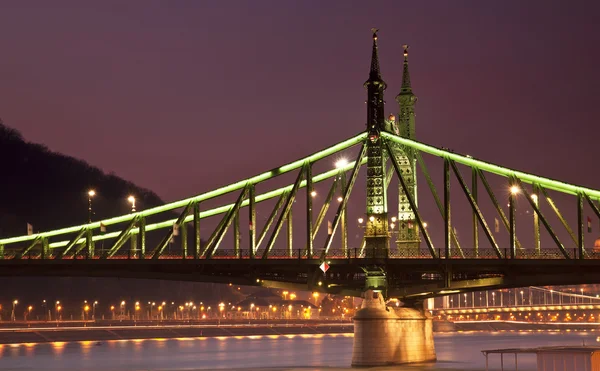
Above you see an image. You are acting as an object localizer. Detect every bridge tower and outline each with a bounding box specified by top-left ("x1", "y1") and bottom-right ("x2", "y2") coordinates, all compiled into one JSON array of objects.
[
  {"x1": 393, "y1": 45, "x2": 420, "y2": 255},
  {"x1": 352, "y1": 31, "x2": 436, "y2": 367},
  {"x1": 363, "y1": 28, "x2": 390, "y2": 290}
]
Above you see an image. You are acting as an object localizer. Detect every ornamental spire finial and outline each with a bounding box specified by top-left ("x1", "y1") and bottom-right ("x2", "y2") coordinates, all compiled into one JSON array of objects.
[
  {"x1": 368, "y1": 28, "x2": 384, "y2": 83},
  {"x1": 400, "y1": 44, "x2": 412, "y2": 93}
]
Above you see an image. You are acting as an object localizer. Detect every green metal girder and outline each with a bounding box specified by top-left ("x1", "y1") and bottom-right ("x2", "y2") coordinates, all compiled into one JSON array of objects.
[
  {"x1": 415, "y1": 152, "x2": 463, "y2": 256},
  {"x1": 381, "y1": 132, "x2": 600, "y2": 198},
  {"x1": 513, "y1": 177, "x2": 570, "y2": 259},
  {"x1": 57, "y1": 228, "x2": 87, "y2": 259},
  {"x1": 44, "y1": 158, "x2": 366, "y2": 250},
  {"x1": 444, "y1": 158, "x2": 451, "y2": 259},
  {"x1": 151, "y1": 202, "x2": 194, "y2": 259},
  {"x1": 321, "y1": 142, "x2": 367, "y2": 258},
  {"x1": 207, "y1": 186, "x2": 248, "y2": 259},
  {"x1": 262, "y1": 165, "x2": 305, "y2": 259},
  {"x1": 386, "y1": 142, "x2": 437, "y2": 258},
  {"x1": 14, "y1": 237, "x2": 41, "y2": 259},
  {"x1": 450, "y1": 160, "x2": 502, "y2": 258},
  {"x1": 103, "y1": 216, "x2": 139, "y2": 258},
  {"x1": 306, "y1": 177, "x2": 338, "y2": 255},
  {"x1": 539, "y1": 186, "x2": 578, "y2": 246},
  {"x1": 248, "y1": 186, "x2": 256, "y2": 259},
  {"x1": 305, "y1": 164, "x2": 314, "y2": 257},
  {"x1": 0, "y1": 133, "x2": 366, "y2": 246},
  {"x1": 478, "y1": 170, "x2": 523, "y2": 250},
  {"x1": 256, "y1": 191, "x2": 287, "y2": 254},
  {"x1": 193, "y1": 203, "x2": 200, "y2": 259}
]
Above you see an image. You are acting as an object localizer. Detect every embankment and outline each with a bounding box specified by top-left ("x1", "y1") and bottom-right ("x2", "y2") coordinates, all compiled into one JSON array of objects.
[{"x1": 0, "y1": 323, "x2": 353, "y2": 344}]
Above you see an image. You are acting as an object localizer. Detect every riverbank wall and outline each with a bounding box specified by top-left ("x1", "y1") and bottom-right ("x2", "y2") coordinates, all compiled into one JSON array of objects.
[{"x1": 0, "y1": 323, "x2": 353, "y2": 344}]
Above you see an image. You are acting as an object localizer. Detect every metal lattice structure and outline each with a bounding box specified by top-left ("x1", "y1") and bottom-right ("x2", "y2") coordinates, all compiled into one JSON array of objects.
[{"x1": 1, "y1": 30, "x2": 600, "y2": 300}]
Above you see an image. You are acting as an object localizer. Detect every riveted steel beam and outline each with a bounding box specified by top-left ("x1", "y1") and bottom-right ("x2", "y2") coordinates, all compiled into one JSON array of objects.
[
  {"x1": 513, "y1": 177, "x2": 570, "y2": 259},
  {"x1": 307, "y1": 177, "x2": 338, "y2": 256},
  {"x1": 539, "y1": 186, "x2": 578, "y2": 246},
  {"x1": 14, "y1": 236, "x2": 41, "y2": 259},
  {"x1": 450, "y1": 160, "x2": 502, "y2": 258},
  {"x1": 387, "y1": 142, "x2": 437, "y2": 258},
  {"x1": 256, "y1": 191, "x2": 287, "y2": 255},
  {"x1": 207, "y1": 186, "x2": 249, "y2": 259},
  {"x1": 152, "y1": 202, "x2": 194, "y2": 259},
  {"x1": 478, "y1": 170, "x2": 523, "y2": 251},
  {"x1": 305, "y1": 164, "x2": 314, "y2": 258},
  {"x1": 472, "y1": 168, "x2": 479, "y2": 256},
  {"x1": 57, "y1": 228, "x2": 87, "y2": 259},
  {"x1": 322, "y1": 143, "x2": 367, "y2": 258},
  {"x1": 444, "y1": 158, "x2": 451, "y2": 259},
  {"x1": 415, "y1": 152, "x2": 463, "y2": 256},
  {"x1": 103, "y1": 216, "x2": 139, "y2": 258},
  {"x1": 234, "y1": 208, "x2": 240, "y2": 259},
  {"x1": 509, "y1": 179, "x2": 516, "y2": 259},
  {"x1": 263, "y1": 165, "x2": 306, "y2": 259},
  {"x1": 578, "y1": 193, "x2": 584, "y2": 259},
  {"x1": 248, "y1": 185, "x2": 256, "y2": 259},
  {"x1": 193, "y1": 202, "x2": 200, "y2": 259},
  {"x1": 139, "y1": 216, "x2": 146, "y2": 259}
]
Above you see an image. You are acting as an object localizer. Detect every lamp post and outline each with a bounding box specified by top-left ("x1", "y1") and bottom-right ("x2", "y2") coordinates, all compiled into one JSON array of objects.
[
  {"x1": 128, "y1": 195, "x2": 136, "y2": 213},
  {"x1": 88, "y1": 190, "x2": 96, "y2": 223},
  {"x1": 93, "y1": 301, "x2": 98, "y2": 320},
  {"x1": 11, "y1": 300, "x2": 18, "y2": 321}
]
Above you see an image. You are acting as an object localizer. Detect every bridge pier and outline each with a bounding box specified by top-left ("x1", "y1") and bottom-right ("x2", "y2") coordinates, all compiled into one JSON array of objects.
[{"x1": 351, "y1": 290, "x2": 436, "y2": 367}]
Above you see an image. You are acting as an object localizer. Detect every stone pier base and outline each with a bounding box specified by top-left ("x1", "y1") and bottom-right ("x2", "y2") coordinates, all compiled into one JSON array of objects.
[{"x1": 351, "y1": 290, "x2": 436, "y2": 366}]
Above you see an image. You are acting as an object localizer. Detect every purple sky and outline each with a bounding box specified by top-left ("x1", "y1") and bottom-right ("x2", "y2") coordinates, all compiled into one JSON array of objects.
[{"x1": 1, "y1": 0, "x2": 600, "y2": 203}]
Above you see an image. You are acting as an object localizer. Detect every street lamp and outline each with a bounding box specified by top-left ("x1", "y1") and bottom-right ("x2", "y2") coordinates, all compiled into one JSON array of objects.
[
  {"x1": 128, "y1": 195, "x2": 136, "y2": 213},
  {"x1": 88, "y1": 190, "x2": 96, "y2": 223},
  {"x1": 11, "y1": 299, "x2": 19, "y2": 321},
  {"x1": 290, "y1": 293, "x2": 297, "y2": 300},
  {"x1": 282, "y1": 291, "x2": 288, "y2": 300},
  {"x1": 93, "y1": 301, "x2": 98, "y2": 320},
  {"x1": 335, "y1": 158, "x2": 348, "y2": 169}
]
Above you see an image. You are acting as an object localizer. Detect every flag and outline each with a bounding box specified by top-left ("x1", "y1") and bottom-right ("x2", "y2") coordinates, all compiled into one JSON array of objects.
[
  {"x1": 319, "y1": 262, "x2": 330, "y2": 273},
  {"x1": 173, "y1": 224, "x2": 179, "y2": 236},
  {"x1": 100, "y1": 223, "x2": 106, "y2": 233},
  {"x1": 407, "y1": 221, "x2": 413, "y2": 229},
  {"x1": 26, "y1": 223, "x2": 33, "y2": 235},
  {"x1": 327, "y1": 221, "x2": 333, "y2": 235},
  {"x1": 249, "y1": 221, "x2": 253, "y2": 230},
  {"x1": 494, "y1": 218, "x2": 500, "y2": 233},
  {"x1": 588, "y1": 216, "x2": 592, "y2": 233}
]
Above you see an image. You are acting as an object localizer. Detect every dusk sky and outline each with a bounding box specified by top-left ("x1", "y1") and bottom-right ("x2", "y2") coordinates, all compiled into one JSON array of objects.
[{"x1": 1, "y1": 1, "x2": 599, "y2": 203}]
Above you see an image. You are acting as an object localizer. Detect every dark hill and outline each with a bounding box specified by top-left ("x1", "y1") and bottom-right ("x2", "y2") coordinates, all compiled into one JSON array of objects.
[
  {"x1": 0, "y1": 121, "x2": 239, "y2": 310},
  {"x1": 0, "y1": 121, "x2": 164, "y2": 237}
]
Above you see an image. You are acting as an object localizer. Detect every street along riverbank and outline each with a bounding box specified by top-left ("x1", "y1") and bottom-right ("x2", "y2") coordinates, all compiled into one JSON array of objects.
[{"x1": 0, "y1": 322, "x2": 353, "y2": 345}]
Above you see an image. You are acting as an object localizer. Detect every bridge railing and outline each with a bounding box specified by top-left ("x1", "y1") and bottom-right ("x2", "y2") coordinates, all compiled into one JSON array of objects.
[{"x1": 2, "y1": 247, "x2": 592, "y2": 260}]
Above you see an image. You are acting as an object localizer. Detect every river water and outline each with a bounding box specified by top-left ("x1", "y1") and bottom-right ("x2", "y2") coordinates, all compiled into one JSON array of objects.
[{"x1": 0, "y1": 332, "x2": 597, "y2": 370}]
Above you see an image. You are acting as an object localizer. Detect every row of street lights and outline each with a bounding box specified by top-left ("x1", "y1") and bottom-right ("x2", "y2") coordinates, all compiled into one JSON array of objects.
[{"x1": 87, "y1": 189, "x2": 137, "y2": 223}]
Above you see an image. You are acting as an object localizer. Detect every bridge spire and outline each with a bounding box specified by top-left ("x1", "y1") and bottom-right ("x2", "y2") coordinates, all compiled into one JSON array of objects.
[
  {"x1": 392, "y1": 44, "x2": 420, "y2": 255},
  {"x1": 363, "y1": 29, "x2": 390, "y2": 288},
  {"x1": 364, "y1": 28, "x2": 387, "y2": 135}
]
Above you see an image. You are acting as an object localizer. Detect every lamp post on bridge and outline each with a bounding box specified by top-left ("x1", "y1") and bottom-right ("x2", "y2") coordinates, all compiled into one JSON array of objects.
[
  {"x1": 88, "y1": 190, "x2": 96, "y2": 223},
  {"x1": 128, "y1": 195, "x2": 136, "y2": 213}
]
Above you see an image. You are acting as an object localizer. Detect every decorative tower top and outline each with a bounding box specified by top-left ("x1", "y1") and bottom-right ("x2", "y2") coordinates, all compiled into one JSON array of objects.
[
  {"x1": 364, "y1": 28, "x2": 387, "y2": 137},
  {"x1": 400, "y1": 44, "x2": 412, "y2": 94},
  {"x1": 365, "y1": 28, "x2": 387, "y2": 89},
  {"x1": 395, "y1": 43, "x2": 417, "y2": 140}
]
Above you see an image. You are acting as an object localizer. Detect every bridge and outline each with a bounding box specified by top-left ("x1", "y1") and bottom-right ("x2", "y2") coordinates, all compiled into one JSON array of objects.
[{"x1": 1, "y1": 30, "x2": 599, "y2": 365}]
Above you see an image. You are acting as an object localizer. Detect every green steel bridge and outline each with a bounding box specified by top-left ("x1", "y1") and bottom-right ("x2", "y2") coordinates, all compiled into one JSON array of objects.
[{"x1": 1, "y1": 31, "x2": 599, "y2": 301}]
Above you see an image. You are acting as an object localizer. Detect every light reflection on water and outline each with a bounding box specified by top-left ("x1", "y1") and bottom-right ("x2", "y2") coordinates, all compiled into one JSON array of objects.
[{"x1": 0, "y1": 332, "x2": 597, "y2": 370}]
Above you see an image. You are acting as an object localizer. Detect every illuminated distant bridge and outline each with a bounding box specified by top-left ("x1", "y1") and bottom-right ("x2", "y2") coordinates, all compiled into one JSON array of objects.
[{"x1": 2, "y1": 31, "x2": 600, "y2": 303}]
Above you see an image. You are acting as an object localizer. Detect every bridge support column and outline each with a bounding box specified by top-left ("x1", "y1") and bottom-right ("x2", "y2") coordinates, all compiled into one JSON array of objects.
[{"x1": 352, "y1": 290, "x2": 436, "y2": 366}]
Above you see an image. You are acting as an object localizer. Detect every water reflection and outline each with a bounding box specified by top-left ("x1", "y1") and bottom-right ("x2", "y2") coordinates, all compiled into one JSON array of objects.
[{"x1": 0, "y1": 332, "x2": 597, "y2": 370}]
